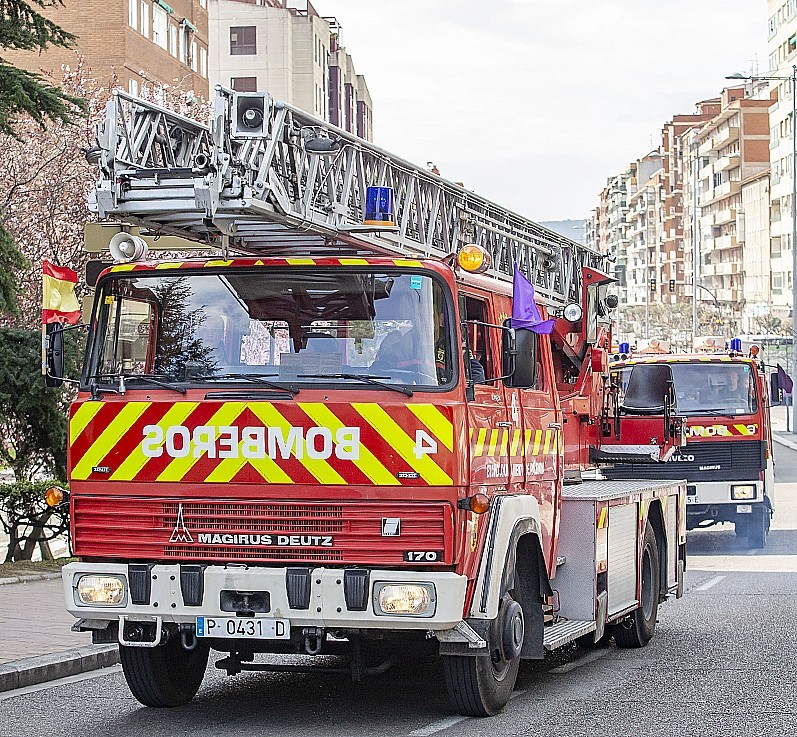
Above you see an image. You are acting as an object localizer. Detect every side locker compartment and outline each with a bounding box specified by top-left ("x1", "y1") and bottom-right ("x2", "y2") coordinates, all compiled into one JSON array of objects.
[{"x1": 607, "y1": 502, "x2": 639, "y2": 616}]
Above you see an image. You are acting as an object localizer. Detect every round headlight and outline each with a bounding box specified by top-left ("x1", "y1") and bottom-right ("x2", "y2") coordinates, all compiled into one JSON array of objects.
[{"x1": 563, "y1": 303, "x2": 582, "y2": 322}]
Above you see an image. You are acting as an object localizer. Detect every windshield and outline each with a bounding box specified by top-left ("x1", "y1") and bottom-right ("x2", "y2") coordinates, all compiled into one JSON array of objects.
[
  {"x1": 87, "y1": 268, "x2": 454, "y2": 389},
  {"x1": 617, "y1": 362, "x2": 758, "y2": 416}
]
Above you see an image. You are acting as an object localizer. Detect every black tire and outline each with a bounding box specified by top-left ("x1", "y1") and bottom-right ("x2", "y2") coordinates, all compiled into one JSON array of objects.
[
  {"x1": 747, "y1": 505, "x2": 770, "y2": 549},
  {"x1": 120, "y1": 635, "x2": 210, "y2": 707},
  {"x1": 613, "y1": 523, "x2": 659, "y2": 649},
  {"x1": 442, "y1": 574, "x2": 523, "y2": 716}
]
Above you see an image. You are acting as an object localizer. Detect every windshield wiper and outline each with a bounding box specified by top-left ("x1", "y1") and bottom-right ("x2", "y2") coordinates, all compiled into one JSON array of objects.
[
  {"x1": 191, "y1": 373, "x2": 299, "y2": 395},
  {"x1": 298, "y1": 373, "x2": 413, "y2": 397},
  {"x1": 86, "y1": 372, "x2": 186, "y2": 395},
  {"x1": 680, "y1": 408, "x2": 738, "y2": 417}
]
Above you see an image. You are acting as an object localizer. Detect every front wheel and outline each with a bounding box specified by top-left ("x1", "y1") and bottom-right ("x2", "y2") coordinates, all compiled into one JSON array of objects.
[
  {"x1": 612, "y1": 523, "x2": 660, "y2": 648},
  {"x1": 747, "y1": 504, "x2": 770, "y2": 549},
  {"x1": 443, "y1": 578, "x2": 524, "y2": 716},
  {"x1": 120, "y1": 634, "x2": 210, "y2": 707}
]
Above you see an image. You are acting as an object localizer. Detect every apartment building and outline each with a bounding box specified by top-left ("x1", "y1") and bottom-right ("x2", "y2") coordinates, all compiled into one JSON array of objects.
[
  {"x1": 689, "y1": 86, "x2": 772, "y2": 329},
  {"x1": 5, "y1": 0, "x2": 210, "y2": 97},
  {"x1": 209, "y1": 0, "x2": 373, "y2": 140},
  {"x1": 767, "y1": 0, "x2": 797, "y2": 323},
  {"x1": 742, "y1": 170, "x2": 773, "y2": 331}
]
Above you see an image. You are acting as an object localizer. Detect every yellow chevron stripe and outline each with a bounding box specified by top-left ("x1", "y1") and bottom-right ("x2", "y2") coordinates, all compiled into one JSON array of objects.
[
  {"x1": 474, "y1": 428, "x2": 487, "y2": 457},
  {"x1": 157, "y1": 402, "x2": 246, "y2": 482},
  {"x1": 249, "y1": 403, "x2": 346, "y2": 485},
  {"x1": 392, "y1": 259, "x2": 423, "y2": 267},
  {"x1": 287, "y1": 258, "x2": 315, "y2": 265},
  {"x1": 509, "y1": 429, "x2": 522, "y2": 456},
  {"x1": 299, "y1": 403, "x2": 399, "y2": 485},
  {"x1": 72, "y1": 402, "x2": 152, "y2": 479},
  {"x1": 524, "y1": 429, "x2": 533, "y2": 455},
  {"x1": 353, "y1": 403, "x2": 452, "y2": 485},
  {"x1": 598, "y1": 506, "x2": 607, "y2": 528},
  {"x1": 109, "y1": 264, "x2": 137, "y2": 272},
  {"x1": 155, "y1": 262, "x2": 185, "y2": 270},
  {"x1": 69, "y1": 402, "x2": 105, "y2": 445},
  {"x1": 339, "y1": 258, "x2": 368, "y2": 265},
  {"x1": 110, "y1": 402, "x2": 200, "y2": 481},
  {"x1": 204, "y1": 260, "x2": 234, "y2": 268},
  {"x1": 499, "y1": 429, "x2": 509, "y2": 456},
  {"x1": 543, "y1": 430, "x2": 551, "y2": 455},
  {"x1": 408, "y1": 404, "x2": 454, "y2": 452},
  {"x1": 533, "y1": 429, "x2": 543, "y2": 456},
  {"x1": 733, "y1": 424, "x2": 753, "y2": 436},
  {"x1": 487, "y1": 429, "x2": 500, "y2": 457}
]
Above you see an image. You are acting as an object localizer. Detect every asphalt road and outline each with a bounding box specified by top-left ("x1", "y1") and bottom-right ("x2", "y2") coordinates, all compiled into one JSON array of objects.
[{"x1": 2, "y1": 448, "x2": 796, "y2": 737}]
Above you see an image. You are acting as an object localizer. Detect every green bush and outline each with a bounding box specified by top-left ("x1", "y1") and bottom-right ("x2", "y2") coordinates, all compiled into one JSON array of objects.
[{"x1": 0, "y1": 480, "x2": 69, "y2": 562}]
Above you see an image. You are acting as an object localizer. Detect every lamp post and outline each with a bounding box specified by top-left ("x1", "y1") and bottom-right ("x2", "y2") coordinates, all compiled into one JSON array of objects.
[
  {"x1": 694, "y1": 283, "x2": 721, "y2": 337},
  {"x1": 727, "y1": 66, "x2": 797, "y2": 433}
]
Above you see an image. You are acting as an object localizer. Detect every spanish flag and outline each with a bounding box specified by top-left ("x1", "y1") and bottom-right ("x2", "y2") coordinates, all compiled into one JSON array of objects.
[{"x1": 42, "y1": 260, "x2": 81, "y2": 325}]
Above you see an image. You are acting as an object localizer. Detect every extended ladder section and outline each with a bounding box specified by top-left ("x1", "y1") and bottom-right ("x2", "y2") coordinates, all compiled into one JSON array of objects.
[{"x1": 89, "y1": 88, "x2": 604, "y2": 308}]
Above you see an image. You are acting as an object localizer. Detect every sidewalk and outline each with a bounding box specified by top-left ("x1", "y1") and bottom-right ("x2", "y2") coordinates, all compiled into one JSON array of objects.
[
  {"x1": 0, "y1": 575, "x2": 119, "y2": 692},
  {"x1": 769, "y1": 404, "x2": 797, "y2": 451}
]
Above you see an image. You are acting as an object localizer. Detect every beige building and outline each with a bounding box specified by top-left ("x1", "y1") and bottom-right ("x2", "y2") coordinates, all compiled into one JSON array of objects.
[
  {"x1": 209, "y1": 0, "x2": 372, "y2": 139},
  {"x1": 741, "y1": 170, "x2": 773, "y2": 331},
  {"x1": 5, "y1": 0, "x2": 210, "y2": 97},
  {"x1": 690, "y1": 86, "x2": 772, "y2": 333}
]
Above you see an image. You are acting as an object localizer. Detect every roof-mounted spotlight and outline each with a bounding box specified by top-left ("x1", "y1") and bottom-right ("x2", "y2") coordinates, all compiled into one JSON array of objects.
[
  {"x1": 83, "y1": 146, "x2": 103, "y2": 166},
  {"x1": 301, "y1": 126, "x2": 342, "y2": 155},
  {"x1": 562, "y1": 303, "x2": 582, "y2": 322}
]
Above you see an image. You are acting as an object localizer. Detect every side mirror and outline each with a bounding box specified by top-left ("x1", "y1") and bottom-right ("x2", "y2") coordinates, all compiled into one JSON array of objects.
[
  {"x1": 45, "y1": 323, "x2": 65, "y2": 387},
  {"x1": 508, "y1": 328, "x2": 537, "y2": 388},
  {"x1": 501, "y1": 319, "x2": 516, "y2": 382}
]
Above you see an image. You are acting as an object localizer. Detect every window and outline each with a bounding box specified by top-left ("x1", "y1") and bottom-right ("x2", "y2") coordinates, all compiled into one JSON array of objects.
[
  {"x1": 179, "y1": 23, "x2": 190, "y2": 64},
  {"x1": 153, "y1": 6, "x2": 167, "y2": 49},
  {"x1": 190, "y1": 40, "x2": 197, "y2": 71},
  {"x1": 200, "y1": 47, "x2": 207, "y2": 78},
  {"x1": 230, "y1": 26, "x2": 256, "y2": 55},
  {"x1": 169, "y1": 23, "x2": 177, "y2": 56},
  {"x1": 232, "y1": 77, "x2": 258, "y2": 92},
  {"x1": 129, "y1": 78, "x2": 139, "y2": 96},
  {"x1": 140, "y1": 1, "x2": 149, "y2": 39},
  {"x1": 129, "y1": 0, "x2": 138, "y2": 30},
  {"x1": 459, "y1": 294, "x2": 493, "y2": 386}
]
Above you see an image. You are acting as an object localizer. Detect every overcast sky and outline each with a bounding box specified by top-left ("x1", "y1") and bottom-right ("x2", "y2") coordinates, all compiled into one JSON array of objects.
[{"x1": 310, "y1": 0, "x2": 766, "y2": 222}]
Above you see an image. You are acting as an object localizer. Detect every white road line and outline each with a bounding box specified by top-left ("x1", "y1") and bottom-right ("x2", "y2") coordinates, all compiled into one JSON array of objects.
[
  {"x1": 408, "y1": 690, "x2": 525, "y2": 736},
  {"x1": 0, "y1": 665, "x2": 122, "y2": 701},
  {"x1": 409, "y1": 716, "x2": 469, "y2": 736},
  {"x1": 549, "y1": 646, "x2": 610, "y2": 674},
  {"x1": 694, "y1": 575, "x2": 726, "y2": 591}
]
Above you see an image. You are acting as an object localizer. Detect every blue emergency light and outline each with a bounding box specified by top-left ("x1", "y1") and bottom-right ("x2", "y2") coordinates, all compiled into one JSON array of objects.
[
  {"x1": 364, "y1": 186, "x2": 395, "y2": 226},
  {"x1": 619, "y1": 342, "x2": 630, "y2": 355},
  {"x1": 730, "y1": 338, "x2": 742, "y2": 353}
]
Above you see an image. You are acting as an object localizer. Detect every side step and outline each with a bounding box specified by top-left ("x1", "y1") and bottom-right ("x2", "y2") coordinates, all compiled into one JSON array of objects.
[{"x1": 543, "y1": 619, "x2": 596, "y2": 650}]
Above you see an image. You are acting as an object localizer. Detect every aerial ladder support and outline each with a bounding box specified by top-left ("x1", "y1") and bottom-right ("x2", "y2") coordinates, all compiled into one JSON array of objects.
[{"x1": 89, "y1": 88, "x2": 605, "y2": 309}]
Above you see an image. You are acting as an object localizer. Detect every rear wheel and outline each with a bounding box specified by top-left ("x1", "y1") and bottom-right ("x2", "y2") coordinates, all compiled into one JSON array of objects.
[
  {"x1": 612, "y1": 523, "x2": 659, "y2": 649},
  {"x1": 120, "y1": 634, "x2": 210, "y2": 707},
  {"x1": 442, "y1": 574, "x2": 524, "y2": 716}
]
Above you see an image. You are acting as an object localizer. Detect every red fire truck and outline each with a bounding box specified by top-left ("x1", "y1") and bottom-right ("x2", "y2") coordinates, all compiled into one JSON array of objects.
[
  {"x1": 605, "y1": 353, "x2": 773, "y2": 548},
  {"x1": 46, "y1": 90, "x2": 686, "y2": 716}
]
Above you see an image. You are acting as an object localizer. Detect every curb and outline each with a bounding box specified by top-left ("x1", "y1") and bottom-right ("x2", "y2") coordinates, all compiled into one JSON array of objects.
[
  {"x1": 0, "y1": 572, "x2": 62, "y2": 587},
  {"x1": 773, "y1": 433, "x2": 797, "y2": 452},
  {"x1": 0, "y1": 645, "x2": 119, "y2": 693}
]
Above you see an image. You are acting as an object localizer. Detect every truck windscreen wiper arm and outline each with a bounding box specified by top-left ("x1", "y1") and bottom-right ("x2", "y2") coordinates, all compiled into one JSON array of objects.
[
  {"x1": 192, "y1": 373, "x2": 299, "y2": 395},
  {"x1": 86, "y1": 372, "x2": 186, "y2": 395},
  {"x1": 297, "y1": 373, "x2": 413, "y2": 397}
]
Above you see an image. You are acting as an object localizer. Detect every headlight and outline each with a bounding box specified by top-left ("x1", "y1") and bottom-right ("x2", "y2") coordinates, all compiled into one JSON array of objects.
[
  {"x1": 731, "y1": 484, "x2": 756, "y2": 501},
  {"x1": 76, "y1": 575, "x2": 126, "y2": 606},
  {"x1": 374, "y1": 582, "x2": 435, "y2": 616}
]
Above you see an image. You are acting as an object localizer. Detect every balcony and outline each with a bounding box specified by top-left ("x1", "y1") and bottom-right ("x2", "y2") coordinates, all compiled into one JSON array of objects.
[
  {"x1": 714, "y1": 152, "x2": 741, "y2": 172},
  {"x1": 713, "y1": 207, "x2": 737, "y2": 225},
  {"x1": 711, "y1": 125, "x2": 740, "y2": 150},
  {"x1": 714, "y1": 180, "x2": 741, "y2": 198},
  {"x1": 712, "y1": 260, "x2": 741, "y2": 274}
]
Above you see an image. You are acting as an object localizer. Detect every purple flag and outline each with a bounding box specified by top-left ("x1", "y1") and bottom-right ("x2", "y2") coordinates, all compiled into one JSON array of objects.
[
  {"x1": 511, "y1": 265, "x2": 555, "y2": 334},
  {"x1": 778, "y1": 364, "x2": 793, "y2": 394}
]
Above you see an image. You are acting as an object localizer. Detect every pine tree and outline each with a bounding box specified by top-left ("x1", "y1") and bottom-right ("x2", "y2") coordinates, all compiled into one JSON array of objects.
[
  {"x1": 0, "y1": 0, "x2": 85, "y2": 135},
  {"x1": 0, "y1": 0, "x2": 86, "y2": 316}
]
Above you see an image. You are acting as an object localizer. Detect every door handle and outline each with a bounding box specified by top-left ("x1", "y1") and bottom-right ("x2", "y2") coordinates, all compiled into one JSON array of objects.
[
  {"x1": 548, "y1": 422, "x2": 562, "y2": 429},
  {"x1": 496, "y1": 422, "x2": 513, "y2": 427}
]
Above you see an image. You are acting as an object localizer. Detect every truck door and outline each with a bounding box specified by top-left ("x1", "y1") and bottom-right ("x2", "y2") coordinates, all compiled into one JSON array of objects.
[{"x1": 460, "y1": 292, "x2": 510, "y2": 490}]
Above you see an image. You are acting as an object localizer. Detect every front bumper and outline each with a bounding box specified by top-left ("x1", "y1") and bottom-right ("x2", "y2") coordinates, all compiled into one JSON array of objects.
[
  {"x1": 62, "y1": 562, "x2": 468, "y2": 633},
  {"x1": 685, "y1": 480, "x2": 764, "y2": 509}
]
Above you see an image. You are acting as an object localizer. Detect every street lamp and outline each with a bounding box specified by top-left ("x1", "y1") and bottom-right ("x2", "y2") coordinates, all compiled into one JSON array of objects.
[{"x1": 727, "y1": 66, "x2": 797, "y2": 434}]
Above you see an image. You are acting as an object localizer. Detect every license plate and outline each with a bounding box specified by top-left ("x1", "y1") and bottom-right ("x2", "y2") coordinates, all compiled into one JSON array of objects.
[
  {"x1": 196, "y1": 616, "x2": 290, "y2": 639},
  {"x1": 687, "y1": 494, "x2": 699, "y2": 504}
]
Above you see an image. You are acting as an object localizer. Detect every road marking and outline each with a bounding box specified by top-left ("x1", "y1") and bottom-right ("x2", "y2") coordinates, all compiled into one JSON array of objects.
[
  {"x1": 408, "y1": 690, "x2": 525, "y2": 735},
  {"x1": 549, "y1": 647, "x2": 611, "y2": 674},
  {"x1": 0, "y1": 665, "x2": 122, "y2": 701},
  {"x1": 409, "y1": 716, "x2": 469, "y2": 736},
  {"x1": 694, "y1": 575, "x2": 725, "y2": 591}
]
